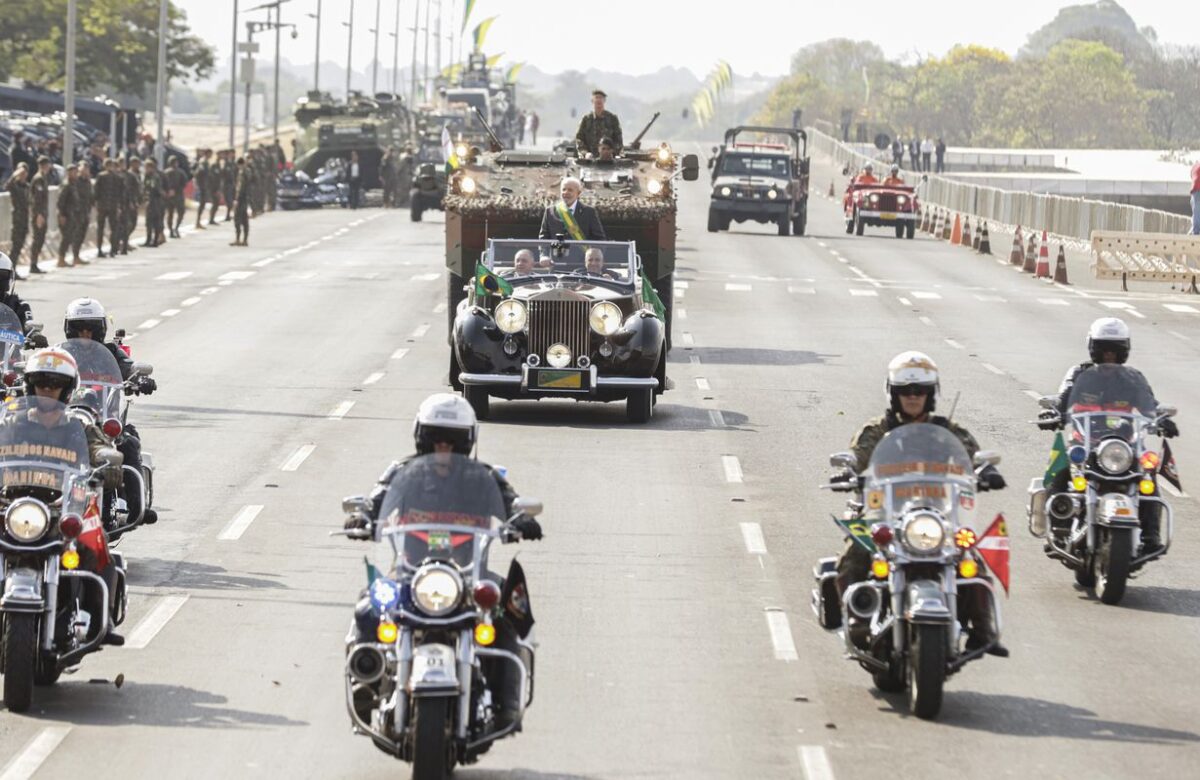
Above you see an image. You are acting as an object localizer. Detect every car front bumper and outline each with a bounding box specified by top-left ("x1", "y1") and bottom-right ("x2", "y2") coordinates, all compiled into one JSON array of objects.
[{"x1": 710, "y1": 199, "x2": 790, "y2": 216}]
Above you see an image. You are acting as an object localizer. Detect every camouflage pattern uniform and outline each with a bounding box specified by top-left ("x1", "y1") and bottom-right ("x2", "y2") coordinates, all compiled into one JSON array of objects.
[
  {"x1": 5, "y1": 170, "x2": 30, "y2": 264},
  {"x1": 380, "y1": 148, "x2": 397, "y2": 207},
  {"x1": 72, "y1": 166, "x2": 93, "y2": 259},
  {"x1": 57, "y1": 173, "x2": 82, "y2": 264},
  {"x1": 222, "y1": 152, "x2": 236, "y2": 221},
  {"x1": 193, "y1": 150, "x2": 210, "y2": 228},
  {"x1": 28, "y1": 166, "x2": 50, "y2": 270},
  {"x1": 232, "y1": 160, "x2": 251, "y2": 245},
  {"x1": 142, "y1": 162, "x2": 166, "y2": 246},
  {"x1": 121, "y1": 160, "x2": 143, "y2": 253},
  {"x1": 163, "y1": 159, "x2": 188, "y2": 237},
  {"x1": 263, "y1": 148, "x2": 277, "y2": 212},
  {"x1": 93, "y1": 160, "x2": 125, "y2": 256},
  {"x1": 575, "y1": 110, "x2": 623, "y2": 156}
]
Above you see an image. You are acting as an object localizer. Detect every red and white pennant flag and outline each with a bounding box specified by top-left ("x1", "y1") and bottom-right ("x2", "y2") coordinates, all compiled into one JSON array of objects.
[{"x1": 976, "y1": 513, "x2": 1010, "y2": 595}]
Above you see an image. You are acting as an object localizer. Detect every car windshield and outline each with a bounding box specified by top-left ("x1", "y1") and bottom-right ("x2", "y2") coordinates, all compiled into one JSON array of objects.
[
  {"x1": 864, "y1": 423, "x2": 977, "y2": 527},
  {"x1": 720, "y1": 153, "x2": 790, "y2": 177},
  {"x1": 487, "y1": 239, "x2": 634, "y2": 283},
  {"x1": 0, "y1": 303, "x2": 24, "y2": 374},
  {"x1": 378, "y1": 453, "x2": 506, "y2": 571},
  {"x1": 59, "y1": 338, "x2": 123, "y2": 421},
  {"x1": 1066, "y1": 364, "x2": 1157, "y2": 447},
  {"x1": 0, "y1": 396, "x2": 92, "y2": 502}
]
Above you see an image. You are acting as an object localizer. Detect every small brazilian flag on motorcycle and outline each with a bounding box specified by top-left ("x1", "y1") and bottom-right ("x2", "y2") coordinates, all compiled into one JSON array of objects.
[
  {"x1": 1043, "y1": 431, "x2": 1068, "y2": 488},
  {"x1": 832, "y1": 515, "x2": 877, "y2": 553},
  {"x1": 474, "y1": 261, "x2": 513, "y2": 297},
  {"x1": 364, "y1": 557, "x2": 380, "y2": 586}
]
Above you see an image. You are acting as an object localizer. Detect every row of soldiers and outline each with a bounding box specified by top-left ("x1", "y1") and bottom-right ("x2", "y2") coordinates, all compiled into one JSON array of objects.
[
  {"x1": 192, "y1": 145, "x2": 281, "y2": 231},
  {"x1": 379, "y1": 145, "x2": 416, "y2": 208}
]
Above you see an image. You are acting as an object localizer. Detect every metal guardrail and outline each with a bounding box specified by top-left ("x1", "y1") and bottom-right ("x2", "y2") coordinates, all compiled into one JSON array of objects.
[{"x1": 807, "y1": 127, "x2": 1192, "y2": 243}]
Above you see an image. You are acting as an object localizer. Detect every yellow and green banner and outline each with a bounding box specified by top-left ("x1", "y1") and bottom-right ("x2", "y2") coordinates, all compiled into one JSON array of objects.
[
  {"x1": 1043, "y1": 431, "x2": 1068, "y2": 488},
  {"x1": 472, "y1": 16, "x2": 498, "y2": 53},
  {"x1": 505, "y1": 62, "x2": 525, "y2": 84},
  {"x1": 462, "y1": 0, "x2": 477, "y2": 32}
]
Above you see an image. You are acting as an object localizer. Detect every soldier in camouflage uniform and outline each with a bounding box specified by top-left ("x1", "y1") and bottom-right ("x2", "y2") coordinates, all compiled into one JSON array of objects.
[
  {"x1": 5, "y1": 163, "x2": 31, "y2": 270},
  {"x1": 231, "y1": 156, "x2": 251, "y2": 246},
  {"x1": 142, "y1": 158, "x2": 166, "y2": 247},
  {"x1": 120, "y1": 157, "x2": 142, "y2": 254},
  {"x1": 222, "y1": 150, "x2": 236, "y2": 222},
  {"x1": 264, "y1": 146, "x2": 278, "y2": 212},
  {"x1": 380, "y1": 147, "x2": 397, "y2": 208},
  {"x1": 574, "y1": 89, "x2": 623, "y2": 156},
  {"x1": 28, "y1": 157, "x2": 51, "y2": 273},
  {"x1": 72, "y1": 162, "x2": 93, "y2": 263},
  {"x1": 193, "y1": 148, "x2": 211, "y2": 229},
  {"x1": 163, "y1": 156, "x2": 188, "y2": 238},
  {"x1": 94, "y1": 158, "x2": 125, "y2": 257},
  {"x1": 56, "y1": 166, "x2": 82, "y2": 267}
]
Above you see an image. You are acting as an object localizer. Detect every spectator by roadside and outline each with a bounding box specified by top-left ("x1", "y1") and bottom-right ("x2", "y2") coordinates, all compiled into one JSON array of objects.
[
  {"x1": 921, "y1": 137, "x2": 934, "y2": 172},
  {"x1": 530, "y1": 112, "x2": 540, "y2": 146},
  {"x1": 909, "y1": 137, "x2": 920, "y2": 172},
  {"x1": 1191, "y1": 159, "x2": 1200, "y2": 235},
  {"x1": 935, "y1": 138, "x2": 946, "y2": 174},
  {"x1": 347, "y1": 150, "x2": 362, "y2": 209},
  {"x1": 891, "y1": 138, "x2": 902, "y2": 168}
]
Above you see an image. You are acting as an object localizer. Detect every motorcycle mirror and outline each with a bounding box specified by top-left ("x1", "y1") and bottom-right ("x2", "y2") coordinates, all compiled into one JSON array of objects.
[
  {"x1": 132, "y1": 361, "x2": 153, "y2": 377},
  {"x1": 512, "y1": 496, "x2": 543, "y2": 518},
  {"x1": 97, "y1": 447, "x2": 124, "y2": 468},
  {"x1": 973, "y1": 450, "x2": 1001, "y2": 468},
  {"x1": 1037, "y1": 396, "x2": 1058, "y2": 410},
  {"x1": 27, "y1": 321, "x2": 43, "y2": 334},
  {"x1": 829, "y1": 452, "x2": 857, "y2": 470},
  {"x1": 342, "y1": 494, "x2": 368, "y2": 515},
  {"x1": 1158, "y1": 404, "x2": 1178, "y2": 418}
]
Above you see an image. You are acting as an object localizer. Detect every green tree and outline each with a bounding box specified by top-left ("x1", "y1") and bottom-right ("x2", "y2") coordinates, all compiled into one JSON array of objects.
[
  {"x1": 0, "y1": 0, "x2": 214, "y2": 98},
  {"x1": 907, "y1": 46, "x2": 1011, "y2": 144}
]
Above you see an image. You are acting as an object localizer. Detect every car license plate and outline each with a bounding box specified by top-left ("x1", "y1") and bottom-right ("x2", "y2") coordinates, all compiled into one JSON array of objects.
[
  {"x1": 533, "y1": 369, "x2": 585, "y2": 390},
  {"x1": 881, "y1": 212, "x2": 897, "y2": 220}
]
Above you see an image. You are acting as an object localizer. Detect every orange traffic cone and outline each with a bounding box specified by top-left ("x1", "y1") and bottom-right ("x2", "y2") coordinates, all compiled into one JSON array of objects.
[
  {"x1": 961, "y1": 215, "x2": 971, "y2": 248},
  {"x1": 1053, "y1": 244, "x2": 1069, "y2": 284},
  {"x1": 1010, "y1": 226, "x2": 1024, "y2": 265},
  {"x1": 979, "y1": 222, "x2": 991, "y2": 255},
  {"x1": 949, "y1": 213, "x2": 963, "y2": 245},
  {"x1": 1023, "y1": 232, "x2": 1037, "y2": 273},
  {"x1": 1035, "y1": 231, "x2": 1051, "y2": 278}
]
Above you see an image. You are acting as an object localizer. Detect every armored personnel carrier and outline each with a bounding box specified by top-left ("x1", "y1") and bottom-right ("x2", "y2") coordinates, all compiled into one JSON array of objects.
[{"x1": 292, "y1": 90, "x2": 412, "y2": 191}]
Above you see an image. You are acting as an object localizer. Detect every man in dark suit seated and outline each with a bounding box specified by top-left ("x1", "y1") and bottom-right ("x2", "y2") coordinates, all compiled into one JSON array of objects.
[{"x1": 539, "y1": 177, "x2": 606, "y2": 241}]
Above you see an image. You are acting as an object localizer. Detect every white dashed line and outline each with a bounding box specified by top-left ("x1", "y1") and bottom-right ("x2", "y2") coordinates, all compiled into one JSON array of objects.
[
  {"x1": 682, "y1": 332, "x2": 695, "y2": 345},
  {"x1": 160, "y1": 309, "x2": 181, "y2": 317},
  {"x1": 981, "y1": 362, "x2": 1006, "y2": 376},
  {"x1": 1, "y1": 727, "x2": 72, "y2": 780},
  {"x1": 155, "y1": 271, "x2": 193, "y2": 281},
  {"x1": 1127, "y1": 310, "x2": 1147, "y2": 319},
  {"x1": 709, "y1": 410, "x2": 727, "y2": 427},
  {"x1": 137, "y1": 319, "x2": 161, "y2": 330},
  {"x1": 411, "y1": 273, "x2": 441, "y2": 281},
  {"x1": 181, "y1": 297, "x2": 202, "y2": 307},
  {"x1": 218, "y1": 505, "x2": 264, "y2": 541},
  {"x1": 280, "y1": 444, "x2": 316, "y2": 472},
  {"x1": 911, "y1": 291, "x2": 942, "y2": 300},
  {"x1": 740, "y1": 522, "x2": 767, "y2": 555},
  {"x1": 433, "y1": 302, "x2": 448, "y2": 314},
  {"x1": 674, "y1": 289, "x2": 686, "y2": 300},
  {"x1": 199, "y1": 286, "x2": 220, "y2": 295},
  {"x1": 918, "y1": 316, "x2": 935, "y2": 327},
  {"x1": 788, "y1": 286, "x2": 816, "y2": 294},
  {"x1": 218, "y1": 280, "x2": 234, "y2": 286},
  {"x1": 219, "y1": 270, "x2": 256, "y2": 281},
  {"x1": 411, "y1": 323, "x2": 431, "y2": 339},
  {"x1": 850, "y1": 266, "x2": 880, "y2": 287},
  {"x1": 696, "y1": 377, "x2": 711, "y2": 391},
  {"x1": 725, "y1": 283, "x2": 752, "y2": 291},
  {"x1": 126, "y1": 595, "x2": 190, "y2": 649},
  {"x1": 1099, "y1": 300, "x2": 1133, "y2": 310},
  {"x1": 897, "y1": 296, "x2": 912, "y2": 306},
  {"x1": 1023, "y1": 389, "x2": 1044, "y2": 400},
  {"x1": 674, "y1": 281, "x2": 689, "y2": 289},
  {"x1": 849, "y1": 288, "x2": 878, "y2": 297},
  {"x1": 945, "y1": 339, "x2": 964, "y2": 349},
  {"x1": 363, "y1": 372, "x2": 385, "y2": 386},
  {"x1": 677, "y1": 307, "x2": 687, "y2": 319},
  {"x1": 391, "y1": 348, "x2": 410, "y2": 360},
  {"x1": 1164, "y1": 303, "x2": 1200, "y2": 314},
  {"x1": 765, "y1": 610, "x2": 798, "y2": 661},
  {"x1": 816, "y1": 241, "x2": 828, "y2": 248},
  {"x1": 251, "y1": 256, "x2": 279, "y2": 268},
  {"x1": 798, "y1": 745, "x2": 836, "y2": 780},
  {"x1": 1038, "y1": 298, "x2": 1069, "y2": 306},
  {"x1": 689, "y1": 355, "x2": 701, "y2": 366},
  {"x1": 1168, "y1": 330, "x2": 1191, "y2": 341},
  {"x1": 327, "y1": 401, "x2": 355, "y2": 420},
  {"x1": 721, "y1": 455, "x2": 743, "y2": 483},
  {"x1": 974, "y1": 294, "x2": 1007, "y2": 303}
]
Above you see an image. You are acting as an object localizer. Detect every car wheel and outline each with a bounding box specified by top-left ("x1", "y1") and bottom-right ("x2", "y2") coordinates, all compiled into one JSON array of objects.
[
  {"x1": 895, "y1": 223, "x2": 905, "y2": 239},
  {"x1": 845, "y1": 217, "x2": 854, "y2": 234},
  {"x1": 777, "y1": 215, "x2": 790, "y2": 236},
  {"x1": 793, "y1": 203, "x2": 807, "y2": 236},
  {"x1": 855, "y1": 213, "x2": 865, "y2": 236},
  {"x1": 626, "y1": 387, "x2": 653, "y2": 423},
  {"x1": 906, "y1": 221, "x2": 915, "y2": 239},
  {"x1": 707, "y1": 209, "x2": 721, "y2": 232},
  {"x1": 463, "y1": 384, "x2": 489, "y2": 420}
]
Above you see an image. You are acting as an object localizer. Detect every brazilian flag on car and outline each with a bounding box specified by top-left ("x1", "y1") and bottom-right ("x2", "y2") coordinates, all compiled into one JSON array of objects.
[
  {"x1": 1043, "y1": 431, "x2": 1068, "y2": 488},
  {"x1": 475, "y1": 261, "x2": 513, "y2": 297},
  {"x1": 640, "y1": 270, "x2": 666, "y2": 320}
]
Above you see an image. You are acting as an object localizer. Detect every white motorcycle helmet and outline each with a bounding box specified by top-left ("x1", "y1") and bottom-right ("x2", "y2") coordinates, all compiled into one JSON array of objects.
[
  {"x1": 0, "y1": 252, "x2": 13, "y2": 295},
  {"x1": 1087, "y1": 317, "x2": 1130, "y2": 364},
  {"x1": 64, "y1": 298, "x2": 108, "y2": 341},
  {"x1": 413, "y1": 393, "x2": 478, "y2": 455},
  {"x1": 24, "y1": 347, "x2": 79, "y2": 404},
  {"x1": 886, "y1": 351, "x2": 940, "y2": 414}
]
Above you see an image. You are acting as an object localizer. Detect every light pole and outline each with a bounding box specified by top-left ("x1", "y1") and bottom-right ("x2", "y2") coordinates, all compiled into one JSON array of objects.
[
  {"x1": 64, "y1": 0, "x2": 77, "y2": 169},
  {"x1": 391, "y1": 0, "x2": 401, "y2": 95},
  {"x1": 371, "y1": 0, "x2": 381, "y2": 95},
  {"x1": 422, "y1": 0, "x2": 430, "y2": 101},
  {"x1": 308, "y1": 0, "x2": 320, "y2": 91},
  {"x1": 155, "y1": 0, "x2": 167, "y2": 167},
  {"x1": 409, "y1": 0, "x2": 419, "y2": 106},
  {"x1": 230, "y1": 0, "x2": 238, "y2": 148},
  {"x1": 344, "y1": 0, "x2": 355, "y2": 99}
]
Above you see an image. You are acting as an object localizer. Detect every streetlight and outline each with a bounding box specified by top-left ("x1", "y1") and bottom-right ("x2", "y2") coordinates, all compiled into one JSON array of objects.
[
  {"x1": 371, "y1": 0, "x2": 381, "y2": 95},
  {"x1": 242, "y1": 16, "x2": 296, "y2": 150},
  {"x1": 409, "y1": 1, "x2": 419, "y2": 106},
  {"x1": 230, "y1": 0, "x2": 239, "y2": 149},
  {"x1": 343, "y1": 0, "x2": 356, "y2": 100},
  {"x1": 307, "y1": 0, "x2": 321, "y2": 91},
  {"x1": 391, "y1": 0, "x2": 401, "y2": 95},
  {"x1": 244, "y1": 1, "x2": 294, "y2": 144}
]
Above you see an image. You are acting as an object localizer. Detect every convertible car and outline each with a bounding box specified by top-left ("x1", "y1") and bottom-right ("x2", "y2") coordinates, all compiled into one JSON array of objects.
[
  {"x1": 844, "y1": 181, "x2": 919, "y2": 238},
  {"x1": 451, "y1": 239, "x2": 666, "y2": 423}
]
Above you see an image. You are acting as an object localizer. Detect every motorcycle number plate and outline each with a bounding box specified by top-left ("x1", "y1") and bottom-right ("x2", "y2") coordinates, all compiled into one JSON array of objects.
[{"x1": 880, "y1": 212, "x2": 897, "y2": 220}]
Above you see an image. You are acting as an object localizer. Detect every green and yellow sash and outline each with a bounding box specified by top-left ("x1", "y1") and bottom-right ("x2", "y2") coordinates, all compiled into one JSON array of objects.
[{"x1": 555, "y1": 200, "x2": 586, "y2": 240}]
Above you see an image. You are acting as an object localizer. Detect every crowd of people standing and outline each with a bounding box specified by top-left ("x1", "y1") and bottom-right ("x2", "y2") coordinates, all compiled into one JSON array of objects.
[{"x1": 890, "y1": 136, "x2": 947, "y2": 174}]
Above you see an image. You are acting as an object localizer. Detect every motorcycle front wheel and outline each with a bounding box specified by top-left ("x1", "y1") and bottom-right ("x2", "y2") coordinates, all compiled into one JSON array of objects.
[
  {"x1": 411, "y1": 696, "x2": 454, "y2": 780},
  {"x1": 2, "y1": 613, "x2": 39, "y2": 712},
  {"x1": 1097, "y1": 528, "x2": 1134, "y2": 605},
  {"x1": 908, "y1": 624, "x2": 946, "y2": 720}
]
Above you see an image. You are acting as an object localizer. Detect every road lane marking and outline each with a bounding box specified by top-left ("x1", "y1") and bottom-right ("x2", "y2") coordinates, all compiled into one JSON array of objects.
[
  {"x1": 327, "y1": 401, "x2": 355, "y2": 419},
  {"x1": 721, "y1": 455, "x2": 743, "y2": 483},
  {"x1": 696, "y1": 378, "x2": 711, "y2": 391},
  {"x1": 897, "y1": 296, "x2": 912, "y2": 306},
  {"x1": 798, "y1": 745, "x2": 836, "y2": 780},
  {"x1": 674, "y1": 281, "x2": 689, "y2": 289},
  {"x1": 740, "y1": 522, "x2": 767, "y2": 555},
  {"x1": 160, "y1": 308, "x2": 181, "y2": 317},
  {"x1": 199, "y1": 286, "x2": 219, "y2": 295},
  {"x1": 218, "y1": 280, "x2": 234, "y2": 286},
  {"x1": 433, "y1": 302, "x2": 448, "y2": 314},
  {"x1": 391, "y1": 348, "x2": 410, "y2": 360},
  {"x1": 849, "y1": 288, "x2": 877, "y2": 297},
  {"x1": 1168, "y1": 330, "x2": 1191, "y2": 341},
  {"x1": 155, "y1": 271, "x2": 192, "y2": 281},
  {"x1": 137, "y1": 319, "x2": 161, "y2": 330},
  {"x1": 1038, "y1": 298, "x2": 1069, "y2": 306},
  {"x1": 1023, "y1": 390, "x2": 1044, "y2": 400},
  {"x1": 848, "y1": 266, "x2": 880, "y2": 287},
  {"x1": 126, "y1": 595, "x2": 190, "y2": 649},
  {"x1": 363, "y1": 372, "x2": 385, "y2": 386},
  {"x1": 974, "y1": 294, "x2": 1007, "y2": 302},
  {"x1": 725, "y1": 283, "x2": 752, "y2": 291},
  {"x1": 0, "y1": 727, "x2": 72, "y2": 780},
  {"x1": 709, "y1": 410, "x2": 727, "y2": 427},
  {"x1": 817, "y1": 241, "x2": 827, "y2": 248},
  {"x1": 411, "y1": 323, "x2": 431, "y2": 339},
  {"x1": 765, "y1": 610, "x2": 798, "y2": 661},
  {"x1": 1099, "y1": 300, "x2": 1133, "y2": 309},
  {"x1": 682, "y1": 332, "x2": 695, "y2": 345},
  {"x1": 981, "y1": 362, "x2": 1006, "y2": 375},
  {"x1": 918, "y1": 316, "x2": 935, "y2": 327},
  {"x1": 945, "y1": 339, "x2": 964, "y2": 349},
  {"x1": 411, "y1": 273, "x2": 440, "y2": 281},
  {"x1": 1127, "y1": 310, "x2": 1147, "y2": 319},
  {"x1": 788, "y1": 286, "x2": 816, "y2": 294},
  {"x1": 218, "y1": 505, "x2": 264, "y2": 541},
  {"x1": 911, "y1": 291, "x2": 942, "y2": 299},
  {"x1": 1164, "y1": 303, "x2": 1200, "y2": 314},
  {"x1": 677, "y1": 307, "x2": 687, "y2": 319},
  {"x1": 674, "y1": 289, "x2": 685, "y2": 300},
  {"x1": 689, "y1": 355, "x2": 701, "y2": 366},
  {"x1": 219, "y1": 270, "x2": 256, "y2": 281},
  {"x1": 280, "y1": 444, "x2": 316, "y2": 471},
  {"x1": 181, "y1": 297, "x2": 202, "y2": 306},
  {"x1": 251, "y1": 256, "x2": 279, "y2": 268}
]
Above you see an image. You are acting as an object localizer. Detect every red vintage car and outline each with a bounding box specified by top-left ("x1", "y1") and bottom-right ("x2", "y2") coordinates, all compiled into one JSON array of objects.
[{"x1": 844, "y1": 181, "x2": 919, "y2": 238}]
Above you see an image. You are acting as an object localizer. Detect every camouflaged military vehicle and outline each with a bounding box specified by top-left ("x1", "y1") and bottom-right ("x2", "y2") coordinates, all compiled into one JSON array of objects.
[
  {"x1": 292, "y1": 90, "x2": 412, "y2": 191},
  {"x1": 442, "y1": 116, "x2": 700, "y2": 385}
]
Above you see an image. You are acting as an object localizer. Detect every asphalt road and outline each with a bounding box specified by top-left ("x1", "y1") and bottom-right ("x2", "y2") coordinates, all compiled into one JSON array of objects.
[{"x1": 2, "y1": 156, "x2": 1200, "y2": 779}]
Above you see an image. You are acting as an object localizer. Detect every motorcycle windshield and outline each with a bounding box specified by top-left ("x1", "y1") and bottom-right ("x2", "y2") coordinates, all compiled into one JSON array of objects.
[
  {"x1": 0, "y1": 396, "x2": 92, "y2": 500},
  {"x1": 1066, "y1": 364, "x2": 1156, "y2": 446},
  {"x1": 60, "y1": 338, "x2": 123, "y2": 421},
  {"x1": 0, "y1": 304, "x2": 24, "y2": 374},
  {"x1": 378, "y1": 453, "x2": 506, "y2": 570},
  {"x1": 864, "y1": 423, "x2": 977, "y2": 525}
]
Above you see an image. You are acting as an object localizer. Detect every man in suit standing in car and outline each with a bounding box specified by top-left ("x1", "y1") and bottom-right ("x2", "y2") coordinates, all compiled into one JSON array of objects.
[{"x1": 539, "y1": 177, "x2": 606, "y2": 240}]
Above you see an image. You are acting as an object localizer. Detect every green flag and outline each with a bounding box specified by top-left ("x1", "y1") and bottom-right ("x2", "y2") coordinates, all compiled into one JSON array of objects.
[
  {"x1": 1043, "y1": 431, "x2": 1068, "y2": 488},
  {"x1": 640, "y1": 270, "x2": 666, "y2": 320},
  {"x1": 475, "y1": 260, "x2": 513, "y2": 297},
  {"x1": 364, "y1": 557, "x2": 380, "y2": 586},
  {"x1": 833, "y1": 515, "x2": 877, "y2": 553},
  {"x1": 461, "y1": 0, "x2": 477, "y2": 32}
]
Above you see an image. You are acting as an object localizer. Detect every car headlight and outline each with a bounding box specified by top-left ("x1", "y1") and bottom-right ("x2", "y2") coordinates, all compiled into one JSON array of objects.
[
  {"x1": 493, "y1": 299, "x2": 527, "y2": 334},
  {"x1": 1097, "y1": 439, "x2": 1134, "y2": 474},
  {"x1": 455, "y1": 143, "x2": 468, "y2": 158},
  {"x1": 719, "y1": 186, "x2": 732, "y2": 197},
  {"x1": 897, "y1": 195, "x2": 907, "y2": 205},
  {"x1": 646, "y1": 179, "x2": 663, "y2": 196},
  {"x1": 656, "y1": 145, "x2": 672, "y2": 162},
  {"x1": 4, "y1": 499, "x2": 50, "y2": 542},
  {"x1": 766, "y1": 189, "x2": 778, "y2": 200},
  {"x1": 869, "y1": 194, "x2": 879, "y2": 204},
  {"x1": 460, "y1": 176, "x2": 477, "y2": 194},
  {"x1": 411, "y1": 564, "x2": 462, "y2": 617},
  {"x1": 589, "y1": 302, "x2": 622, "y2": 336},
  {"x1": 546, "y1": 343, "x2": 572, "y2": 368},
  {"x1": 902, "y1": 512, "x2": 945, "y2": 553}
]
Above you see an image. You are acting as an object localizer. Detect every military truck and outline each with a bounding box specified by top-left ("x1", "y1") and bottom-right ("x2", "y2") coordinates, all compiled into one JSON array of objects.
[
  {"x1": 442, "y1": 115, "x2": 700, "y2": 389},
  {"x1": 292, "y1": 90, "x2": 412, "y2": 193},
  {"x1": 707, "y1": 126, "x2": 810, "y2": 236}
]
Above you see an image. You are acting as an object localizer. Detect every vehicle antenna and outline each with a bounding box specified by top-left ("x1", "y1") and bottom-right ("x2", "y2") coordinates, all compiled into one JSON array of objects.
[{"x1": 946, "y1": 390, "x2": 961, "y2": 423}]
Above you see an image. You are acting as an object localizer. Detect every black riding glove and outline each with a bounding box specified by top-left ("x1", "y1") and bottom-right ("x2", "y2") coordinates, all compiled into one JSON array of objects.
[
  {"x1": 25, "y1": 332, "x2": 48, "y2": 349},
  {"x1": 1160, "y1": 418, "x2": 1179, "y2": 439},
  {"x1": 511, "y1": 514, "x2": 543, "y2": 541},
  {"x1": 138, "y1": 376, "x2": 158, "y2": 395},
  {"x1": 342, "y1": 515, "x2": 372, "y2": 539},
  {"x1": 978, "y1": 465, "x2": 1006, "y2": 491},
  {"x1": 1037, "y1": 410, "x2": 1060, "y2": 431}
]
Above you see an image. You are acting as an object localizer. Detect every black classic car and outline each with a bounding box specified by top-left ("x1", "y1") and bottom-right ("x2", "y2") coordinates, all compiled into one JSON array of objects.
[
  {"x1": 277, "y1": 159, "x2": 349, "y2": 209},
  {"x1": 452, "y1": 239, "x2": 666, "y2": 423}
]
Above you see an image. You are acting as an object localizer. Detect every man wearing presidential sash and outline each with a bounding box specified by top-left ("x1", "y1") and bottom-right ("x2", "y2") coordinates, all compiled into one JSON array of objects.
[{"x1": 539, "y1": 177, "x2": 606, "y2": 241}]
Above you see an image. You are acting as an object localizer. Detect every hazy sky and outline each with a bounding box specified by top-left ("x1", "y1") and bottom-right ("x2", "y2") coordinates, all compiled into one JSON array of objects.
[{"x1": 174, "y1": 0, "x2": 1200, "y2": 80}]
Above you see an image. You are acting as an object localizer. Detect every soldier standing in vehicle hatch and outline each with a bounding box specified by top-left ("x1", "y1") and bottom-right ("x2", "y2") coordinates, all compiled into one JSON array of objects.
[{"x1": 575, "y1": 89, "x2": 623, "y2": 157}]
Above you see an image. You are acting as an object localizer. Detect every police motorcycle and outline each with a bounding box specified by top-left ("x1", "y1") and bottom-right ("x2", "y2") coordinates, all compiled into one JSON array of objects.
[
  {"x1": 1028, "y1": 364, "x2": 1176, "y2": 605},
  {"x1": 338, "y1": 453, "x2": 542, "y2": 780},
  {"x1": 59, "y1": 338, "x2": 155, "y2": 531},
  {"x1": 0, "y1": 391, "x2": 126, "y2": 712},
  {"x1": 0, "y1": 304, "x2": 27, "y2": 390},
  {"x1": 812, "y1": 424, "x2": 1004, "y2": 720}
]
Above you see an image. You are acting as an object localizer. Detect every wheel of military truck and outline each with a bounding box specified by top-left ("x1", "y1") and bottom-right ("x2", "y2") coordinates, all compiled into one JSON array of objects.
[
  {"x1": 793, "y1": 204, "x2": 807, "y2": 236},
  {"x1": 463, "y1": 384, "x2": 490, "y2": 420},
  {"x1": 777, "y1": 215, "x2": 790, "y2": 236},
  {"x1": 895, "y1": 223, "x2": 905, "y2": 239},
  {"x1": 707, "y1": 210, "x2": 721, "y2": 232},
  {"x1": 855, "y1": 213, "x2": 865, "y2": 236},
  {"x1": 626, "y1": 388, "x2": 653, "y2": 424},
  {"x1": 905, "y1": 221, "x2": 915, "y2": 239}
]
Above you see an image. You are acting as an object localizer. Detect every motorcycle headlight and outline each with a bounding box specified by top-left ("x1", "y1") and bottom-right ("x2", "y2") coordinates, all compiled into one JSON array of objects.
[
  {"x1": 646, "y1": 179, "x2": 663, "y2": 196},
  {"x1": 901, "y1": 512, "x2": 945, "y2": 553},
  {"x1": 719, "y1": 186, "x2": 731, "y2": 197},
  {"x1": 411, "y1": 564, "x2": 462, "y2": 617},
  {"x1": 766, "y1": 189, "x2": 778, "y2": 200},
  {"x1": 460, "y1": 176, "x2": 477, "y2": 194},
  {"x1": 5, "y1": 499, "x2": 50, "y2": 542},
  {"x1": 589, "y1": 302, "x2": 622, "y2": 336},
  {"x1": 493, "y1": 299, "x2": 527, "y2": 334},
  {"x1": 546, "y1": 343, "x2": 572, "y2": 368},
  {"x1": 1097, "y1": 439, "x2": 1134, "y2": 474}
]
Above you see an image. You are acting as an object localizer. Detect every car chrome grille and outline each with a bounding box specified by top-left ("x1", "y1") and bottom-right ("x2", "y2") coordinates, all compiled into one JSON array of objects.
[
  {"x1": 528, "y1": 299, "x2": 590, "y2": 364},
  {"x1": 871, "y1": 193, "x2": 900, "y2": 211}
]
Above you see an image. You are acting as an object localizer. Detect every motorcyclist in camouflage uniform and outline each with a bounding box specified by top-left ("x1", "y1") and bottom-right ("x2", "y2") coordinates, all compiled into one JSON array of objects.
[
  {"x1": 5, "y1": 163, "x2": 31, "y2": 271},
  {"x1": 94, "y1": 158, "x2": 125, "y2": 257},
  {"x1": 142, "y1": 158, "x2": 166, "y2": 247},
  {"x1": 575, "y1": 89, "x2": 623, "y2": 156},
  {"x1": 71, "y1": 162, "x2": 93, "y2": 264},
  {"x1": 833, "y1": 351, "x2": 1008, "y2": 656},
  {"x1": 27, "y1": 156, "x2": 51, "y2": 273}
]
